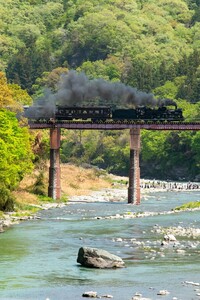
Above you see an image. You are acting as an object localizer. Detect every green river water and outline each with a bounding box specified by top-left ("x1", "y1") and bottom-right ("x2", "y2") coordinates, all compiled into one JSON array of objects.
[{"x1": 0, "y1": 190, "x2": 199, "y2": 300}]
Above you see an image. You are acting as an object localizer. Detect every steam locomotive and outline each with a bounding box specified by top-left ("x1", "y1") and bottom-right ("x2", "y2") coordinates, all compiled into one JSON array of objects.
[
  {"x1": 25, "y1": 103, "x2": 184, "y2": 123},
  {"x1": 54, "y1": 104, "x2": 184, "y2": 122}
]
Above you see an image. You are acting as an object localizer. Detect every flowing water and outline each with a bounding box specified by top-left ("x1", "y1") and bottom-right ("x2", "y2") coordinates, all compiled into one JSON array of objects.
[{"x1": 0, "y1": 190, "x2": 199, "y2": 300}]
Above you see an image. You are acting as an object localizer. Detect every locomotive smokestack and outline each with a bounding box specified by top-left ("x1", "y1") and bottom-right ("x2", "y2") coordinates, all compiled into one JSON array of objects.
[{"x1": 157, "y1": 98, "x2": 177, "y2": 109}]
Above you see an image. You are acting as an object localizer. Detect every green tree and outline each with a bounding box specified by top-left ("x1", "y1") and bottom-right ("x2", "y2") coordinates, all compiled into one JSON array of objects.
[
  {"x1": 0, "y1": 72, "x2": 32, "y2": 113},
  {"x1": 0, "y1": 110, "x2": 34, "y2": 210}
]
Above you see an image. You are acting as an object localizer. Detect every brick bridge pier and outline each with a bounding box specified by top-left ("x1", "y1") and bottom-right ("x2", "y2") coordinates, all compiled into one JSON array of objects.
[
  {"x1": 128, "y1": 128, "x2": 140, "y2": 204},
  {"x1": 48, "y1": 127, "x2": 61, "y2": 200}
]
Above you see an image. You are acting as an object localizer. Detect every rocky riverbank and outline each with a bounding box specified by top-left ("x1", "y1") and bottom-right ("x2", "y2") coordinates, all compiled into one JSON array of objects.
[
  {"x1": 0, "y1": 202, "x2": 67, "y2": 233},
  {"x1": 1, "y1": 178, "x2": 200, "y2": 233},
  {"x1": 0, "y1": 213, "x2": 34, "y2": 233}
]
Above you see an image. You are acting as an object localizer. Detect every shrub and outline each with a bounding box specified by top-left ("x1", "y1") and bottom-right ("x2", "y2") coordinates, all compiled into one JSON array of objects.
[
  {"x1": 0, "y1": 186, "x2": 15, "y2": 212},
  {"x1": 31, "y1": 172, "x2": 46, "y2": 196}
]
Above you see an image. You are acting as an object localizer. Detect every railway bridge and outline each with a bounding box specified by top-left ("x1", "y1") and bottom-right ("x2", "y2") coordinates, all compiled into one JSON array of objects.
[{"x1": 29, "y1": 121, "x2": 200, "y2": 204}]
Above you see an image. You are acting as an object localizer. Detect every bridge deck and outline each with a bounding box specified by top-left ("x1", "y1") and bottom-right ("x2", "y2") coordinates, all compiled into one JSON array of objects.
[{"x1": 28, "y1": 121, "x2": 200, "y2": 130}]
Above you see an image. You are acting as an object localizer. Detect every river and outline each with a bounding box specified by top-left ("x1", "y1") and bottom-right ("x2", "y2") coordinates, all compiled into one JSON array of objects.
[{"x1": 0, "y1": 189, "x2": 199, "y2": 300}]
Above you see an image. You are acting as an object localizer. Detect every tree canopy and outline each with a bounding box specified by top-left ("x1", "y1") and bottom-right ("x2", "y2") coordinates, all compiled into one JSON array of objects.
[
  {"x1": 0, "y1": 109, "x2": 34, "y2": 211},
  {"x1": 0, "y1": 110, "x2": 33, "y2": 190},
  {"x1": 0, "y1": 71, "x2": 33, "y2": 210},
  {"x1": 0, "y1": 0, "x2": 199, "y2": 98}
]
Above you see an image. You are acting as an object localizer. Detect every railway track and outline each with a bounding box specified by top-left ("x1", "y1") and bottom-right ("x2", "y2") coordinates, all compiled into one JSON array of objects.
[{"x1": 28, "y1": 120, "x2": 200, "y2": 130}]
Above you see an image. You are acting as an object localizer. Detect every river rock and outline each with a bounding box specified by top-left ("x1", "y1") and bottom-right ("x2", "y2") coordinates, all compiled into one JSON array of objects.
[
  {"x1": 77, "y1": 247, "x2": 125, "y2": 268},
  {"x1": 157, "y1": 290, "x2": 170, "y2": 295},
  {"x1": 164, "y1": 234, "x2": 176, "y2": 241},
  {"x1": 82, "y1": 291, "x2": 98, "y2": 297}
]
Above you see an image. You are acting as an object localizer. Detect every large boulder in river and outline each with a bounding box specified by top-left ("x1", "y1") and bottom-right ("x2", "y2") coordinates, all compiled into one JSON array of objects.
[{"x1": 77, "y1": 247, "x2": 125, "y2": 269}]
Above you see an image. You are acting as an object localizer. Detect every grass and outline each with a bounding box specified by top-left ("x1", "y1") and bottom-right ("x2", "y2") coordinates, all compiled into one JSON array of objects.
[
  {"x1": 60, "y1": 164, "x2": 112, "y2": 196},
  {"x1": 37, "y1": 195, "x2": 68, "y2": 203},
  {"x1": 112, "y1": 179, "x2": 128, "y2": 185},
  {"x1": 1, "y1": 165, "x2": 117, "y2": 223},
  {"x1": 11, "y1": 209, "x2": 39, "y2": 218},
  {"x1": 173, "y1": 201, "x2": 200, "y2": 211},
  {"x1": 0, "y1": 211, "x2": 5, "y2": 219},
  {"x1": 37, "y1": 195, "x2": 54, "y2": 203},
  {"x1": 8, "y1": 164, "x2": 113, "y2": 218},
  {"x1": 14, "y1": 201, "x2": 40, "y2": 214}
]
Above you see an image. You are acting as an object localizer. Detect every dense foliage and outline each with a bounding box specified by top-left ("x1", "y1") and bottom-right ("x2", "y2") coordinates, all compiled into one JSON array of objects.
[
  {"x1": 0, "y1": 109, "x2": 34, "y2": 210},
  {"x1": 1, "y1": 0, "x2": 200, "y2": 98},
  {"x1": 0, "y1": 110, "x2": 33, "y2": 188},
  {"x1": 0, "y1": 72, "x2": 33, "y2": 211},
  {"x1": 0, "y1": 0, "x2": 200, "y2": 193}
]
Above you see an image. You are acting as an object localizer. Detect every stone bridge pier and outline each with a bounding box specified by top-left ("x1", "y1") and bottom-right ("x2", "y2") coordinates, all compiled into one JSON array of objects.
[{"x1": 128, "y1": 128, "x2": 141, "y2": 205}]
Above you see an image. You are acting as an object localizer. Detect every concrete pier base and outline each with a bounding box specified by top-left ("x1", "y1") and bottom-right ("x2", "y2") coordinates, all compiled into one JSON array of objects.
[
  {"x1": 48, "y1": 128, "x2": 61, "y2": 200},
  {"x1": 128, "y1": 128, "x2": 141, "y2": 204}
]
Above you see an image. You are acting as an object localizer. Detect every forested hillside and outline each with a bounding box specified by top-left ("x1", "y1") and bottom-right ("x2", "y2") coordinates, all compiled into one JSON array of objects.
[
  {"x1": 1, "y1": 0, "x2": 200, "y2": 208},
  {"x1": 1, "y1": 0, "x2": 200, "y2": 99}
]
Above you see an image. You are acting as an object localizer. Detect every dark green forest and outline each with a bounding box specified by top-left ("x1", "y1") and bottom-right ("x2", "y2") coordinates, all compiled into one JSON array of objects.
[{"x1": 1, "y1": 0, "x2": 200, "y2": 209}]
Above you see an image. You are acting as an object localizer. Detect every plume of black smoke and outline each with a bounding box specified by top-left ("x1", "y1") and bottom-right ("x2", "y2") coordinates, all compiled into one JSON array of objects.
[
  {"x1": 24, "y1": 89, "x2": 56, "y2": 118},
  {"x1": 24, "y1": 70, "x2": 177, "y2": 118},
  {"x1": 55, "y1": 70, "x2": 157, "y2": 107}
]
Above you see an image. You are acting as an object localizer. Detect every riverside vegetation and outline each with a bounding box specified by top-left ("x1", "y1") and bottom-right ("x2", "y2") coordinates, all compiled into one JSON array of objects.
[
  {"x1": 0, "y1": 163, "x2": 113, "y2": 225},
  {"x1": 174, "y1": 200, "x2": 200, "y2": 210},
  {"x1": 1, "y1": 0, "x2": 200, "y2": 213}
]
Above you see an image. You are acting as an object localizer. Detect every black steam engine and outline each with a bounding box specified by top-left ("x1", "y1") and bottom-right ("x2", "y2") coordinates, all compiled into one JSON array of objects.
[
  {"x1": 25, "y1": 103, "x2": 184, "y2": 123},
  {"x1": 54, "y1": 104, "x2": 183, "y2": 122}
]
